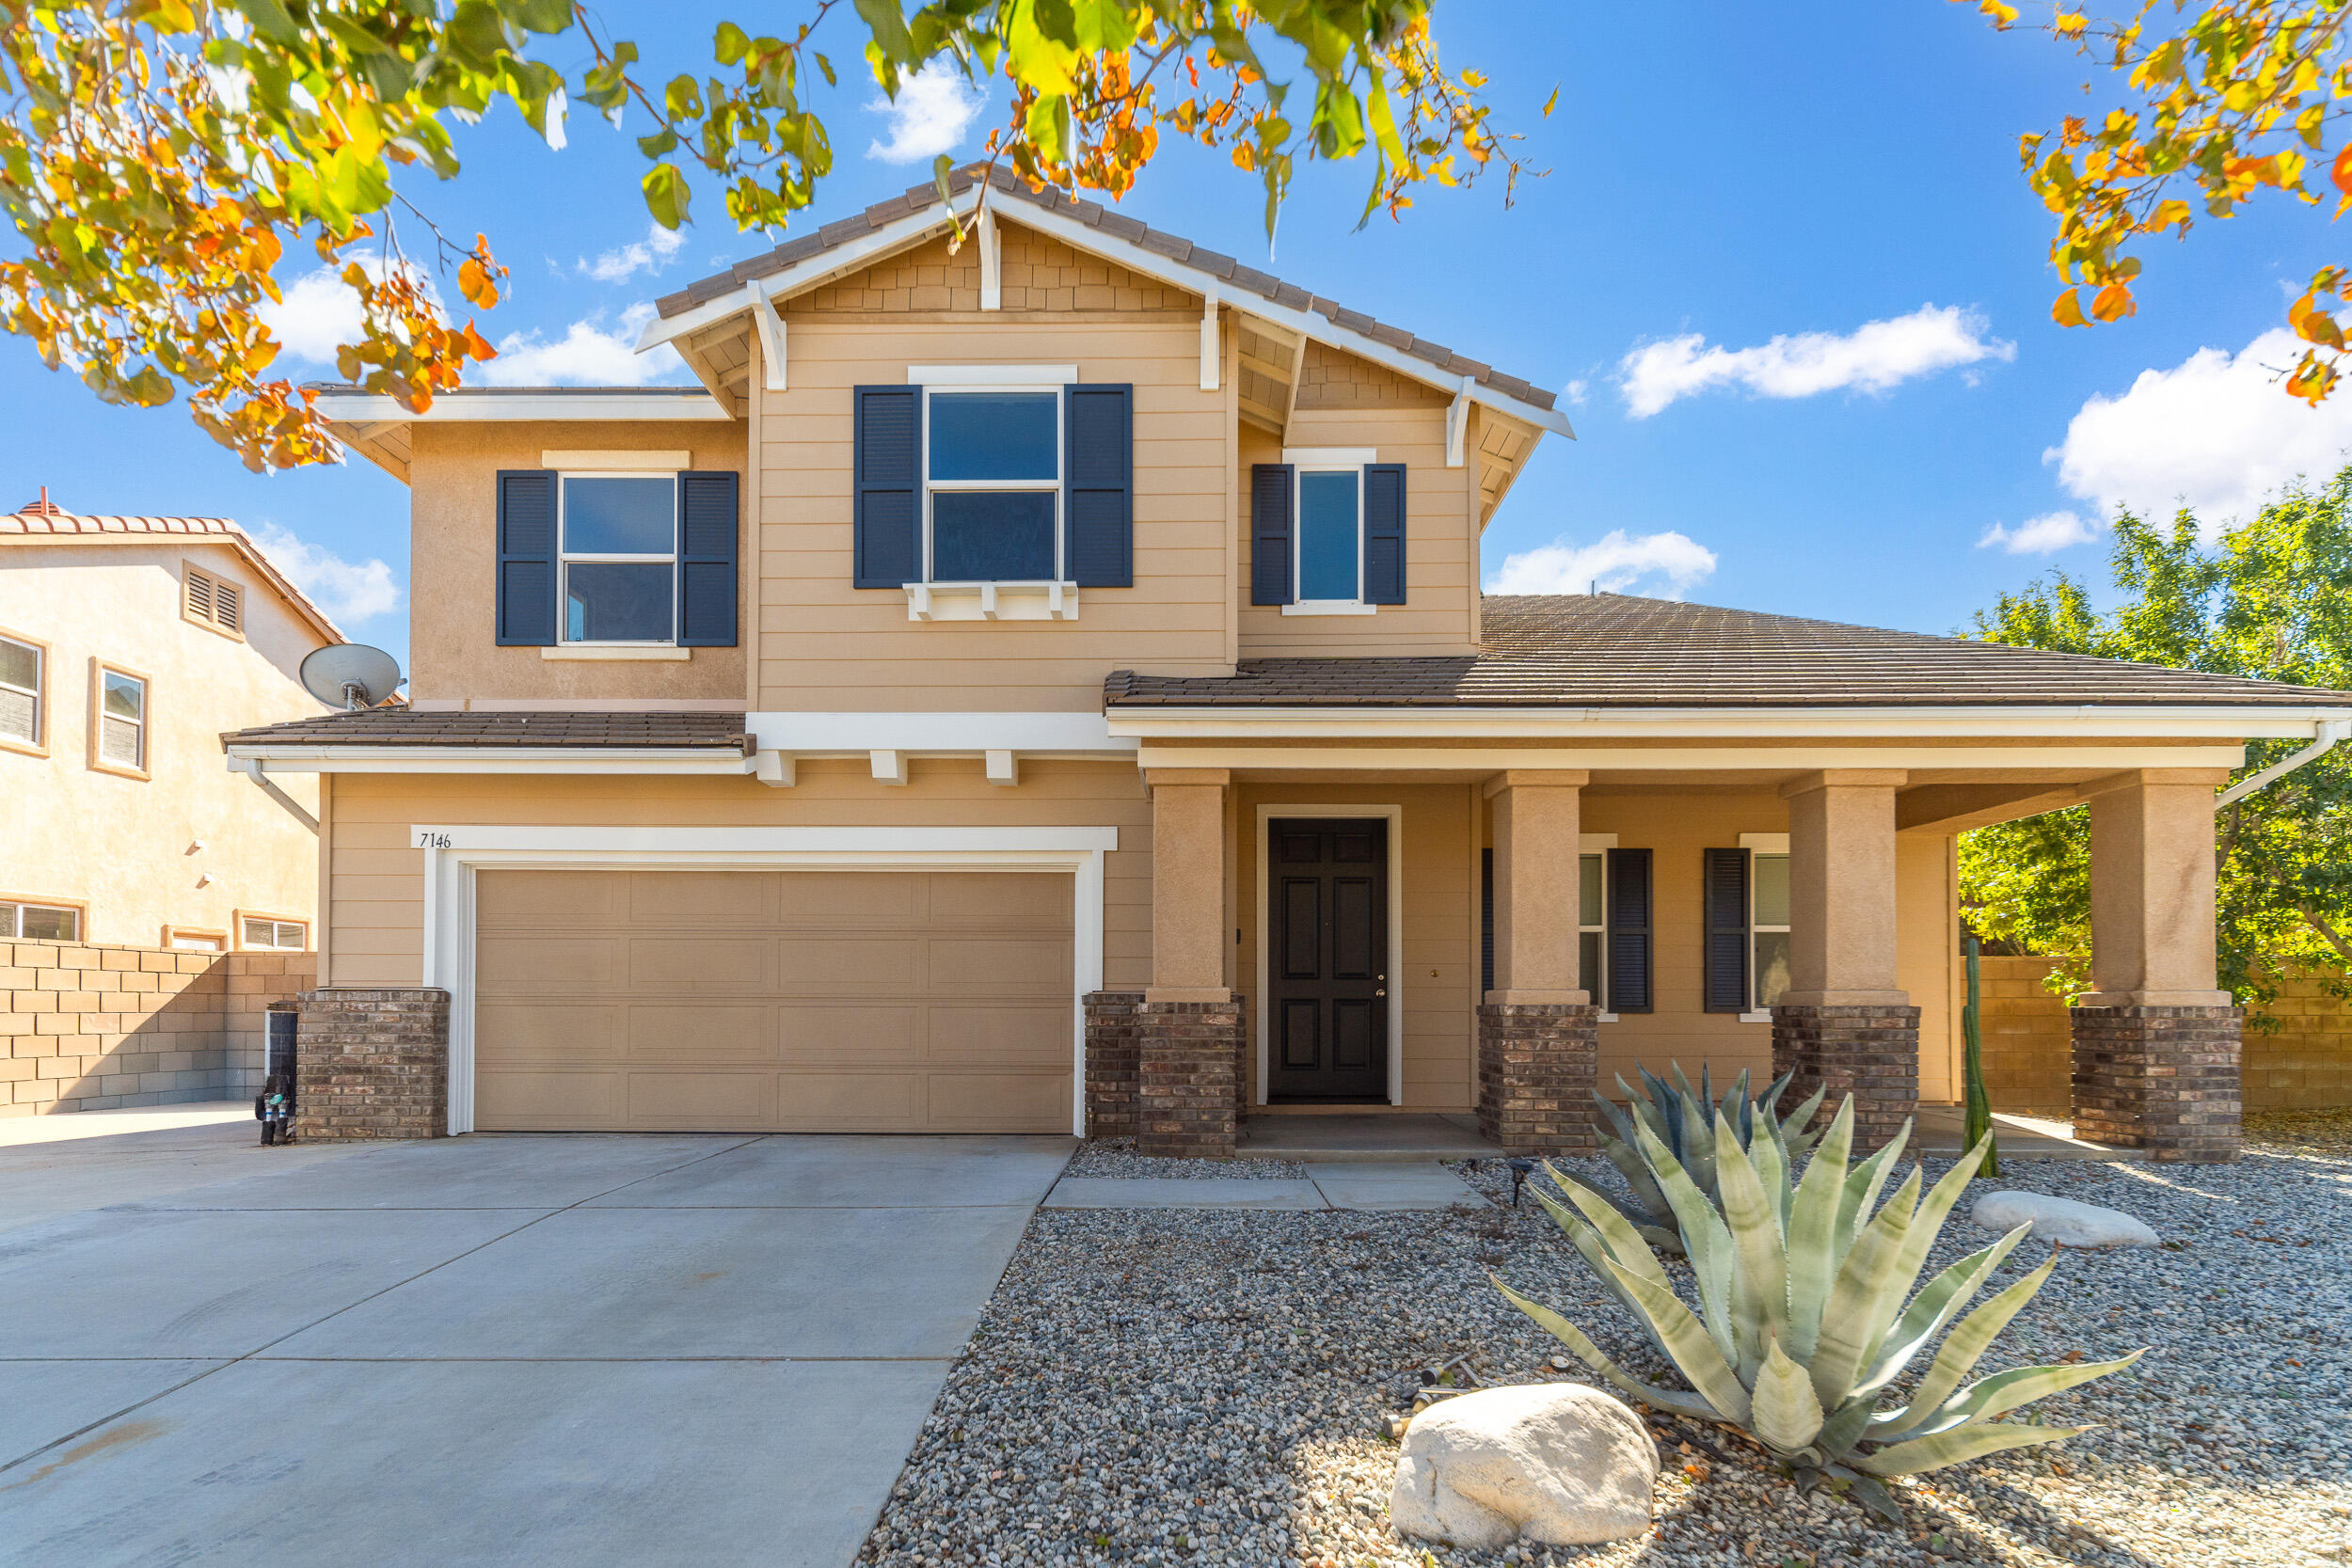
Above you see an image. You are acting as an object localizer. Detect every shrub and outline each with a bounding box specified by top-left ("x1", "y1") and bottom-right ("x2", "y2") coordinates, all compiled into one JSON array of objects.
[{"x1": 1592, "y1": 1065, "x2": 1826, "y2": 1252}]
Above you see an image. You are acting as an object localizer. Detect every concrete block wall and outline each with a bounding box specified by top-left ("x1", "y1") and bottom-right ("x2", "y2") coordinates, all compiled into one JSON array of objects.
[
  {"x1": 1976, "y1": 955, "x2": 2352, "y2": 1114},
  {"x1": 0, "y1": 941, "x2": 314, "y2": 1115}
]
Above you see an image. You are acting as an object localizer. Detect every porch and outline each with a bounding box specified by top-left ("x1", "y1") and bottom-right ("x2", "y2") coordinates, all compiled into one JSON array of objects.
[{"x1": 1087, "y1": 764, "x2": 2241, "y2": 1163}]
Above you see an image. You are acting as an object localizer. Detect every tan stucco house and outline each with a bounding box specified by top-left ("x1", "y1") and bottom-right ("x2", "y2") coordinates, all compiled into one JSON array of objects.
[
  {"x1": 230, "y1": 166, "x2": 2352, "y2": 1161},
  {"x1": 3, "y1": 499, "x2": 340, "y2": 954}
]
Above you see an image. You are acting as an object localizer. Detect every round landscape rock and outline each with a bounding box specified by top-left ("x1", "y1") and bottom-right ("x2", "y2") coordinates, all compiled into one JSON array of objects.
[
  {"x1": 1388, "y1": 1381, "x2": 1657, "y2": 1549},
  {"x1": 1973, "y1": 1189, "x2": 2160, "y2": 1247}
]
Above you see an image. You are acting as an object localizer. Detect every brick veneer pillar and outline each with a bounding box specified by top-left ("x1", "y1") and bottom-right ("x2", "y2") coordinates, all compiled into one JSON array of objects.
[
  {"x1": 295, "y1": 988, "x2": 450, "y2": 1141},
  {"x1": 2072, "y1": 1004, "x2": 2242, "y2": 1162},
  {"x1": 1771, "y1": 1004, "x2": 1919, "y2": 1151},
  {"x1": 1476, "y1": 1003, "x2": 1600, "y2": 1154},
  {"x1": 1083, "y1": 990, "x2": 1145, "y2": 1139},
  {"x1": 1135, "y1": 996, "x2": 1245, "y2": 1158}
]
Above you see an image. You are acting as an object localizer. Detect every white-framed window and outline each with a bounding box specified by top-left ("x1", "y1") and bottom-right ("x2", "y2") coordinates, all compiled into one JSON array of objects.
[
  {"x1": 1281, "y1": 446, "x2": 1381, "y2": 614},
  {"x1": 922, "y1": 385, "x2": 1063, "y2": 583},
  {"x1": 165, "y1": 927, "x2": 226, "y2": 952},
  {"x1": 239, "y1": 915, "x2": 308, "y2": 951},
  {"x1": 0, "y1": 631, "x2": 42, "y2": 750},
  {"x1": 183, "y1": 562, "x2": 245, "y2": 639},
  {"x1": 2, "y1": 900, "x2": 81, "y2": 941},
  {"x1": 93, "y1": 663, "x2": 148, "y2": 776},
  {"x1": 1738, "y1": 832, "x2": 1792, "y2": 1017},
  {"x1": 1579, "y1": 851, "x2": 1609, "y2": 1014},
  {"x1": 559, "y1": 472, "x2": 677, "y2": 644}
]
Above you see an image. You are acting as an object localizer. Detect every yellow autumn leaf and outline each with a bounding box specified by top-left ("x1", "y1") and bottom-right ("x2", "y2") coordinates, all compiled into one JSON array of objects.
[
  {"x1": 2052, "y1": 288, "x2": 2090, "y2": 327},
  {"x1": 2091, "y1": 282, "x2": 2137, "y2": 322}
]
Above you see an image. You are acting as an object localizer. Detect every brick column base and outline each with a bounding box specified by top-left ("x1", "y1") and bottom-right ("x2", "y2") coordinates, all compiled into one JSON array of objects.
[
  {"x1": 1136, "y1": 996, "x2": 1245, "y2": 1158},
  {"x1": 1083, "y1": 991, "x2": 1145, "y2": 1139},
  {"x1": 1771, "y1": 1005, "x2": 1919, "y2": 1151},
  {"x1": 295, "y1": 988, "x2": 451, "y2": 1142},
  {"x1": 2072, "y1": 1005, "x2": 2242, "y2": 1163},
  {"x1": 1476, "y1": 1004, "x2": 1601, "y2": 1154}
]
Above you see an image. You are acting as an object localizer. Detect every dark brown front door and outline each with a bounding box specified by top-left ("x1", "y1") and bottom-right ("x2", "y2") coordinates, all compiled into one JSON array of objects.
[{"x1": 1267, "y1": 817, "x2": 1389, "y2": 1101}]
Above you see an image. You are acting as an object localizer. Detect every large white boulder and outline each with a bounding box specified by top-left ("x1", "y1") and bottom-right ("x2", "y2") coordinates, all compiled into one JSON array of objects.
[
  {"x1": 1972, "y1": 1190, "x2": 2159, "y2": 1248},
  {"x1": 1389, "y1": 1382, "x2": 1657, "y2": 1548}
]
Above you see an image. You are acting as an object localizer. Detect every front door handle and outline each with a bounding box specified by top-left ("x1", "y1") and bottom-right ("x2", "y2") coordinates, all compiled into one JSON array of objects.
[{"x1": 1375, "y1": 988, "x2": 1387, "y2": 997}]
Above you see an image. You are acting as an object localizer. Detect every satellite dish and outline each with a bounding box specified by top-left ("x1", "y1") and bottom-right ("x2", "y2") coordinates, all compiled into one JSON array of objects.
[{"x1": 300, "y1": 643, "x2": 403, "y2": 711}]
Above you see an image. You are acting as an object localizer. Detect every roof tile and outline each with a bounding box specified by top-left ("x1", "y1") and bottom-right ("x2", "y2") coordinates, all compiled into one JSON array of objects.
[{"x1": 222, "y1": 709, "x2": 754, "y2": 752}]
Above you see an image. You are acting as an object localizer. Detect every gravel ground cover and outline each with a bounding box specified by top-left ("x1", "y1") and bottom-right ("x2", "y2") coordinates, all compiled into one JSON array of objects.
[
  {"x1": 1065, "y1": 1138, "x2": 1311, "y2": 1180},
  {"x1": 860, "y1": 1117, "x2": 2352, "y2": 1568}
]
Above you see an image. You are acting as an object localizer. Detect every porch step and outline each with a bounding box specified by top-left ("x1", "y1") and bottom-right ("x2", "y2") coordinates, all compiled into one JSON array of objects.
[{"x1": 1236, "y1": 1112, "x2": 1502, "y2": 1164}]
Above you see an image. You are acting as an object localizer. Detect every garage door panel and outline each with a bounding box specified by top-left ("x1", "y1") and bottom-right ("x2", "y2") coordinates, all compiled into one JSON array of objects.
[
  {"x1": 477, "y1": 1069, "x2": 622, "y2": 1129},
  {"x1": 478, "y1": 935, "x2": 628, "y2": 993},
  {"x1": 476, "y1": 1004, "x2": 623, "y2": 1061},
  {"x1": 474, "y1": 869, "x2": 1073, "y2": 1133},
  {"x1": 626, "y1": 1070, "x2": 777, "y2": 1129},
  {"x1": 776, "y1": 1005, "x2": 922, "y2": 1064},
  {"x1": 923, "y1": 1072, "x2": 1070, "y2": 1133},
  {"x1": 626, "y1": 1006, "x2": 778, "y2": 1063},
  {"x1": 628, "y1": 936, "x2": 771, "y2": 993},
  {"x1": 926, "y1": 1005, "x2": 1070, "y2": 1066}
]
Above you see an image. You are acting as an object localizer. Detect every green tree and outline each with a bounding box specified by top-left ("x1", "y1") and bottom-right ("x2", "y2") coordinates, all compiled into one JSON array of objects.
[
  {"x1": 1960, "y1": 467, "x2": 2352, "y2": 1014},
  {"x1": 0, "y1": 1, "x2": 1528, "y2": 469}
]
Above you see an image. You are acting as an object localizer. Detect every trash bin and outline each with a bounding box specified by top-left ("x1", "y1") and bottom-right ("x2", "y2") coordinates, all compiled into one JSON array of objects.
[{"x1": 259, "y1": 1003, "x2": 298, "y2": 1146}]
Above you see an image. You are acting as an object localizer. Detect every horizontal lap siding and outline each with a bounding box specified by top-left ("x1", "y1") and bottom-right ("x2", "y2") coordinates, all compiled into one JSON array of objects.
[
  {"x1": 322, "y1": 763, "x2": 1152, "y2": 990},
  {"x1": 756, "y1": 306, "x2": 1232, "y2": 711}
]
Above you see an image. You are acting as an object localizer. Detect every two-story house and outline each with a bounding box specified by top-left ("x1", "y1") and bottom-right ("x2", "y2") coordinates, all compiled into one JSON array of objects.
[
  {"x1": 233, "y1": 166, "x2": 2352, "y2": 1161},
  {"x1": 4, "y1": 497, "x2": 339, "y2": 954}
]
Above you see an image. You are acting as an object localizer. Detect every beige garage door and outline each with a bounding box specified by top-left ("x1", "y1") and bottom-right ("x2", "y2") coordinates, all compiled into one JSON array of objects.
[{"x1": 471, "y1": 869, "x2": 1074, "y2": 1132}]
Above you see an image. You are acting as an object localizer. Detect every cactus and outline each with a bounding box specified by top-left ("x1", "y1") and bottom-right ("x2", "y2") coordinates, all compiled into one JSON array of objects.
[{"x1": 1498, "y1": 1096, "x2": 2138, "y2": 1523}]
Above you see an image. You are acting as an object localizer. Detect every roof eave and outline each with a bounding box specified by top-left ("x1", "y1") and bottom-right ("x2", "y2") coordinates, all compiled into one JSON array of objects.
[
  {"x1": 1102, "y1": 703, "x2": 2352, "y2": 741},
  {"x1": 311, "y1": 389, "x2": 733, "y2": 424},
  {"x1": 223, "y1": 741, "x2": 755, "y2": 775}
]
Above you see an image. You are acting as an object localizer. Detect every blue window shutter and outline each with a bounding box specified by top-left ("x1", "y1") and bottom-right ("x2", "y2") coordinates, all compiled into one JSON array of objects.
[
  {"x1": 853, "y1": 385, "x2": 921, "y2": 588},
  {"x1": 1363, "y1": 462, "x2": 1407, "y2": 605},
  {"x1": 1064, "y1": 383, "x2": 1133, "y2": 587},
  {"x1": 495, "y1": 469, "x2": 557, "y2": 646},
  {"x1": 1250, "y1": 463, "x2": 1295, "y2": 605},
  {"x1": 1607, "y1": 847, "x2": 1654, "y2": 1014},
  {"x1": 675, "y1": 470, "x2": 739, "y2": 647},
  {"x1": 1703, "y1": 848, "x2": 1751, "y2": 1013}
]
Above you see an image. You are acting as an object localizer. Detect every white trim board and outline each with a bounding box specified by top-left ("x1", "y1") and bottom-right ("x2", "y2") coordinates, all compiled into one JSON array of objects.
[
  {"x1": 414, "y1": 823, "x2": 1116, "y2": 1137},
  {"x1": 223, "y1": 748, "x2": 754, "y2": 776},
  {"x1": 1110, "y1": 705, "x2": 2350, "y2": 740},
  {"x1": 1252, "y1": 805, "x2": 1406, "y2": 1110},
  {"x1": 314, "y1": 391, "x2": 730, "y2": 423},
  {"x1": 748, "y1": 710, "x2": 1136, "y2": 756}
]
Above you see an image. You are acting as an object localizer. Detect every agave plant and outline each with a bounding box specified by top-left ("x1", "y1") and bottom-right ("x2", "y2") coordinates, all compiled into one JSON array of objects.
[
  {"x1": 1497, "y1": 1096, "x2": 2141, "y2": 1522},
  {"x1": 1591, "y1": 1065, "x2": 1827, "y2": 1252}
]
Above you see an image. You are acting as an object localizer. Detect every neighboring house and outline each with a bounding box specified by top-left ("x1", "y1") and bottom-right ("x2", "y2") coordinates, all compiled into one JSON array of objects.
[
  {"x1": 2, "y1": 499, "x2": 341, "y2": 954},
  {"x1": 231, "y1": 166, "x2": 2352, "y2": 1162}
]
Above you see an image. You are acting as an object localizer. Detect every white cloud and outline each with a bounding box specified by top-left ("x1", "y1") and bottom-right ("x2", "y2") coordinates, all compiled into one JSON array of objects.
[
  {"x1": 2046, "y1": 327, "x2": 2352, "y2": 538},
  {"x1": 1485, "y1": 529, "x2": 1719, "y2": 598},
  {"x1": 866, "y1": 61, "x2": 983, "y2": 164},
  {"x1": 578, "y1": 223, "x2": 686, "y2": 284},
  {"x1": 473, "y1": 302, "x2": 686, "y2": 387},
  {"x1": 259, "y1": 261, "x2": 436, "y2": 366},
  {"x1": 1562, "y1": 378, "x2": 1590, "y2": 407},
  {"x1": 247, "y1": 521, "x2": 401, "y2": 625},
  {"x1": 1978, "y1": 510, "x2": 2099, "y2": 555},
  {"x1": 1619, "y1": 305, "x2": 2014, "y2": 419}
]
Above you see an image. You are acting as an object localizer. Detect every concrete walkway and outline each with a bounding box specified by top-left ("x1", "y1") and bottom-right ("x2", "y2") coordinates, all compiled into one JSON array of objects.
[
  {"x1": 1044, "y1": 1159, "x2": 1486, "y2": 1211},
  {"x1": 0, "y1": 1127, "x2": 1073, "y2": 1567}
]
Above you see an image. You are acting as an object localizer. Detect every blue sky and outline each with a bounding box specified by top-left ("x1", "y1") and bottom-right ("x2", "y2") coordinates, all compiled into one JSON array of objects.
[{"x1": 4, "y1": 0, "x2": 2345, "y2": 675}]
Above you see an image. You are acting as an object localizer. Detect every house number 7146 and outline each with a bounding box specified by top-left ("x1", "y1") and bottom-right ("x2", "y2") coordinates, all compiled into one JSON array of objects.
[{"x1": 416, "y1": 832, "x2": 453, "y2": 848}]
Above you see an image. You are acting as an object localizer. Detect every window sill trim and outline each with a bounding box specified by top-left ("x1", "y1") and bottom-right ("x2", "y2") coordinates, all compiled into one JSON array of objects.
[
  {"x1": 906, "y1": 581, "x2": 1081, "y2": 623},
  {"x1": 540, "y1": 646, "x2": 692, "y2": 661},
  {"x1": 1280, "y1": 601, "x2": 1378, "y2": 617},
  {"x1": 1596, "y1": 1011, "x2": 1621, "y2": 1024},
  {"x1": 89, "y1": 758, "x2": 150, "y2": 782},
  {"x1": 1738, "y1": 1009, "x2": 1773, "y2": 1024},
  {"x1": 0, "y1": 735, "x2": 47, "y2": 760}
]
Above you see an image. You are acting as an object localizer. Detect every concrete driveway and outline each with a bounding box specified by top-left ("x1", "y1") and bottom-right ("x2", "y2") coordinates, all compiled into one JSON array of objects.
[{"x1": 0, "y1": 1120, "x2": 1073, "y2": 1567}]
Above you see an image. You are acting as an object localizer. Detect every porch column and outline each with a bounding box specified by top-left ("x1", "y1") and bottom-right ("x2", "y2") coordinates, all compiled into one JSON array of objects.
[
  {"x1": 2072, "y1": 769, "x2": 2241, "y2": 1162},
  {"x1": 1477, "y1": 770, "x2": 1599, "y2": 1153},
  {"x1": 1131, "y1": 768, "x2": 1243, "y2": 1157},
  {"x1": 1772, "y1": 769, "x2": 1917, "y2": 1149}
]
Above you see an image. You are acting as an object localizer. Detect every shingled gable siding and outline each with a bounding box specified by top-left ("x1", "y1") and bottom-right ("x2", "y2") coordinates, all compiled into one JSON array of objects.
[
  {"x1": 404, "y1": 420, "x2": 749, "y2": 705},
  {"x1": 755, "y1": 221, "x2": 1232, "y2": 713}
]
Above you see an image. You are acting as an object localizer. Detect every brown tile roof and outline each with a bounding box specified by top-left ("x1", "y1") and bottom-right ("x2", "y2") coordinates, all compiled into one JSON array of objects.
[
  {"x1": 2, "y1": 510, "x2": 345, "y2": 643},
  {"x1": 1104, "y1": 594, "x2": 2352, "y2": 710},
  {"x1": 223, "y1": 709, "x2": 754, "y2": 752},
  {"x1": 654, "y1": 164, "x2": 1557, "y2": 414}
]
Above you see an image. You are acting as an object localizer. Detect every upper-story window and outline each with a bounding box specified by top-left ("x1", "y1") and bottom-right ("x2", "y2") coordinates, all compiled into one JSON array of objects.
[
  {"x1": 925, "y1": 389, "x2": 1061, "y2": 582},
  {"x1": 1250, "y1": 449, "x2": 1406, "y2": 613},
  {"x1": 561, "y1": 474, "x2": 677, "y2": 643},
  {"x1": 92, "y1": 663, "x2": 148, "y2": 778},
  {"x1": 0, "y1": 631, "x2": 42, "y2": 752}
]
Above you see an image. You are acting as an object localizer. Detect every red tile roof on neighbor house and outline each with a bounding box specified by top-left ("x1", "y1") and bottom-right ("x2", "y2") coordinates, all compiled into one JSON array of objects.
[
  {"x1": 1104, "y1": 594, "x2": 2352, "y2": 709},
  {"x1": 2, "y1": 503, "x2": 344, "y2": 644},
  {"x1": 654, "y1": 162, "x2": 1560, "y2": 415}
]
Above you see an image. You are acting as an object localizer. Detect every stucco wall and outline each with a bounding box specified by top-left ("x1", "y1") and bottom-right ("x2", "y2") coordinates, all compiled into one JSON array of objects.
[{"x1": 0, "y1": 540, "x2": 328, "y2": 946}]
